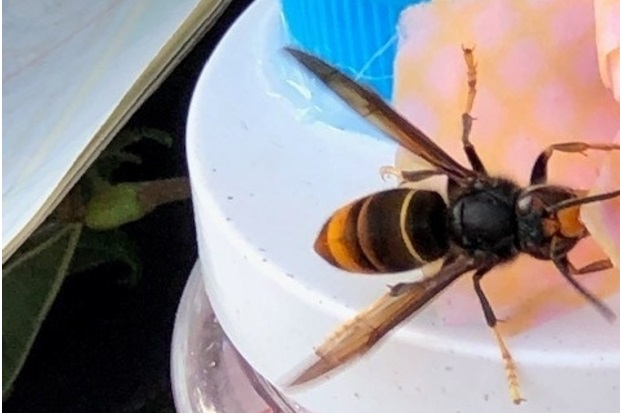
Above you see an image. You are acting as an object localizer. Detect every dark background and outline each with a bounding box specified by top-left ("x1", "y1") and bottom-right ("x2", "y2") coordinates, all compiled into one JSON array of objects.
[{"x1": 4, "y1": 1, "x2": 253, "y2": 412}]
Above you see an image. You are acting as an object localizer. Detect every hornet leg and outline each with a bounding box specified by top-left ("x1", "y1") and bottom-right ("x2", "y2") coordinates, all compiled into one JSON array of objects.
[
  {"x1": 473, "y1": 265, "x2": 525, "y2": 405},
  {"x1": 460, "y1": 47, "x2": 487, "y2": 174},
  {"x1": 530, "y1": 142, "x2": 620, "y2": 185}
]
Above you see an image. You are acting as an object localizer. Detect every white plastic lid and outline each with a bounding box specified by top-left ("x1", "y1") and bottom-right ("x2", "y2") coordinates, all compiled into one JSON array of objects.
[{"x1": 186, "y1": 1, "x2": 620, "y2": 412}]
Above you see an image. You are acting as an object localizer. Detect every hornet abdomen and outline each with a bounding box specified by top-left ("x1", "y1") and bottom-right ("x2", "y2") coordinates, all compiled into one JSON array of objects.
[{"x1": 314, "y1": 188, "x2": 449, "y2": 273}]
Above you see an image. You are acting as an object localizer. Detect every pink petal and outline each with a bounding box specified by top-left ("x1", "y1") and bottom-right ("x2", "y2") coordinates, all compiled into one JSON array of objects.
[{"x1": 394, "y1": 0, "x2": 620, "y2": 335}]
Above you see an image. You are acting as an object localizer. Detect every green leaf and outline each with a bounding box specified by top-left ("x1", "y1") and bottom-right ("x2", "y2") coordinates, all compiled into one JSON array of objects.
[
  {"x1": 94, "y1": 128, "x2": 174, "y2": 180},
  {"x1": 70, "y1": 228, "x2": 141, "y2": 285},
  {"x1": 112, "y1": 127, "x2": 173, "y2": 150},
  {"x1": 84, "y1": 183, "x2": 148, "y2": 230},
  {"x1": 2, "y1": 223, "x2": 82, "y2": 399}
]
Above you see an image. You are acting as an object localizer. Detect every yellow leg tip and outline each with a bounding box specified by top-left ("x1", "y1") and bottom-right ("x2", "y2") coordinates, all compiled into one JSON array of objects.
[{"x1": 492, "y1": 327, "x2": 525, "y2": 404}]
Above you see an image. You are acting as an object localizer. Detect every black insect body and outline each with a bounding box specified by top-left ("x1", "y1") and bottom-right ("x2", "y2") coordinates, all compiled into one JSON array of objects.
[{"x1": 449, "y1": 177, "x2": 520, "y2": 261}]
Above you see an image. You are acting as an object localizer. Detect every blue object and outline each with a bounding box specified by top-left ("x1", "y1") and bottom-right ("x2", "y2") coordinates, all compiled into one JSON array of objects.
[{"x1": 280, "y1": 0, "x2": 429, "y2": 100}]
